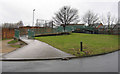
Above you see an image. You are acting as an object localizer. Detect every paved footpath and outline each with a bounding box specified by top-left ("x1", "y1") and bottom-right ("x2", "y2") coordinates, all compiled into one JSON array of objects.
[{"x1": 2, "y1": 37, "x2": 75, "y2": 60}]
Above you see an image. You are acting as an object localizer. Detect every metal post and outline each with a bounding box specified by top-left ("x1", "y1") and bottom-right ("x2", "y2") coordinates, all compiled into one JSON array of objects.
[
  {"x1": 80, "y1": 42, "x2": 83, "y2": 51},
  {"x1": 33, "y1": 9, "x2": 35, "y2": 26}
]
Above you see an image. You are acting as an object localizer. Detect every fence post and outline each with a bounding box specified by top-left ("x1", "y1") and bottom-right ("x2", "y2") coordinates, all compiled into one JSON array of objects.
[{"x1": 80, "y1": 42, "x2": 83, "y2": 51}]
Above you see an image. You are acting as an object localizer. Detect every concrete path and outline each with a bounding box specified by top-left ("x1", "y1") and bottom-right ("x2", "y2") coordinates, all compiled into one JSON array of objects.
[{"x1": 2, "y1": 37, "x2": 75, "y2": 60}]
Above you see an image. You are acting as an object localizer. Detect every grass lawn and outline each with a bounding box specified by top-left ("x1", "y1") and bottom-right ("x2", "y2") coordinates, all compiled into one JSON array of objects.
[{"x1": 35, "y1": 33, "x2": 119, "y2": 57}]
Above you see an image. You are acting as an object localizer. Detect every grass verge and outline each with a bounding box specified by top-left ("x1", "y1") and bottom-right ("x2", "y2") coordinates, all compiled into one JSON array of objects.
[
  {"x1": 8, "y1": 40, "x2": 18, "y2": 44},
  {"x1": 8, "y1": 39, "x2": 26, "y2": 49},
  {"x1": 35, "y1": 33, "x2": 119, "y2": 57},
  {"x1": 10, "y1": 45, "x2": 21, "y2": 48}
]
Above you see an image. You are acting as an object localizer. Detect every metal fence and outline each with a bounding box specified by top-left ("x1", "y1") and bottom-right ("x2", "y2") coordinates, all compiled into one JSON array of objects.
[
  {"x1": 14, "y1": 29, "x2": 20, "y2": 39},
  {"x1": 30, "y1": 25, "x2": 84, "y2": 35},
  {"x1": 14, "y1": 25, "x2": 119, "y2": 39},
  {"x1": 28, "y1": 29, "x2": 34, "y2": 39}
]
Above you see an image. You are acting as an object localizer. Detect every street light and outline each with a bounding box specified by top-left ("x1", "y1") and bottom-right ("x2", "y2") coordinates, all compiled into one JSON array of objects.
[{"x1": 33, "y1": 9, "x2": 35, "y2": 26}]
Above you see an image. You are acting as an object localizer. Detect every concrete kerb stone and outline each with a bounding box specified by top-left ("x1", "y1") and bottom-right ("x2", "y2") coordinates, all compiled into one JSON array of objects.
[
  {"x1": 1, "y1": 50, "x2": 119, "y2": 61},
  {"x1": 0, "y1": 56, "x2": 76, "y2": 61}
]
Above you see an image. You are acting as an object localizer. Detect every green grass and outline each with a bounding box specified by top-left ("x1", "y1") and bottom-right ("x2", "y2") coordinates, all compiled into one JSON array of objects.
[
  {"x1": 35, "y1": 33, "x2": 119, "y2": 57},
  {"x1": 8, "y1": 40, "x2": 18, "y2": 44},
  {"x1": 10, "y1": 45, "x2": 21, "y2": 48},
  {"x1": 8, "y1": 40, "x2": 20, "y2": 48}
]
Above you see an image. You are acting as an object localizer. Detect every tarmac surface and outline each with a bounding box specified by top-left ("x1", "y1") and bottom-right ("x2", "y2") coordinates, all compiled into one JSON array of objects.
[
  {"x1": 2, "y1": 36, "x2": 75, "y2": 60},
  {"x1": 1, "y1": 36, "x2": 119, "y2": 72},
  {"x1": 2, "y1": 51, "x2": 118, "y2": 72}
]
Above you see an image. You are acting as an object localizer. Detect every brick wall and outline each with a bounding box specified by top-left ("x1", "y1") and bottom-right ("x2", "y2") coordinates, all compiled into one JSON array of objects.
[
  {"x1": 2, "y1": 28, "x2": 15, "y2": 39},
  {"x1": 19, "y1": 26, "x2": 53, "y2": 35}
]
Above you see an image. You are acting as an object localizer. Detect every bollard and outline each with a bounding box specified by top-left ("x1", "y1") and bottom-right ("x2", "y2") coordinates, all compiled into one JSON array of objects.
[{"x1": 80, "y1": 42, "x2": 83, "y2": 51}]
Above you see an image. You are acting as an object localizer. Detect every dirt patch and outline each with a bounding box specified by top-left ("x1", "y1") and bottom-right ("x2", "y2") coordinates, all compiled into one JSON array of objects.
[{"x1": 0, "y1": 39, "x2": 26, "y2": 53}]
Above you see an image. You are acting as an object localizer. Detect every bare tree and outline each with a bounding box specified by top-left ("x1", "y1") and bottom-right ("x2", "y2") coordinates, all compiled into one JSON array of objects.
[
  {"x1": 101, "y1": 12, "x2": 118, "y2": 26},
  {"x1": 82, "y1": 10, "x2": 99, "y2": 26},
  {"x1": 2, "y1": 21, "x2": 23, "y2": 28},
  {"x1": 48, "y1": 21, "x2": 54, "y2": 28},
  {"x1": 53, "y1": 6, "x2": 79, "y2": 31},
  {"x1": 101, "y1": 14, "x2": 106, "y2": 25},
  {"x1": 107, "y1": 12, "x2": 111, "y2": 28}
]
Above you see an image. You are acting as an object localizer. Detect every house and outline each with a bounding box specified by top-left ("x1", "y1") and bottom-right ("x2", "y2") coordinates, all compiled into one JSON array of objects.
[{"x1": 92, "y1": 23, "x2": 103, "y2": 29}]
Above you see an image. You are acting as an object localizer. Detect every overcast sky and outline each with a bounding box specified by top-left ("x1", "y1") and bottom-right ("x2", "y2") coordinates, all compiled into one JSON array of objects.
[{"x1": 0, "y1": 0, "x2": 119, "y2": 26}]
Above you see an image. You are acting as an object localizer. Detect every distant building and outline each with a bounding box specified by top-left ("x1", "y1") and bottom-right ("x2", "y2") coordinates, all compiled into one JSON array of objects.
[
  {"x1": 93, "y1": 23, "x2": 103, "y2": 29},
  {"x1": 36, "y1": 19, "x2": 50, "y2": 27}
]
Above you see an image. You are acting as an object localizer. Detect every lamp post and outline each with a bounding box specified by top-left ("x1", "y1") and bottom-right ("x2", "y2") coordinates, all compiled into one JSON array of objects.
[{"x1": 33, "y1": 9, "x2": 35, "y2": 26}]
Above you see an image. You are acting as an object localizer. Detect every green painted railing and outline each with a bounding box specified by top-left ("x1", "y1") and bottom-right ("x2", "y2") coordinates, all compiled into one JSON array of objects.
[
  {"x1": 14, "y1": 29, "x2": 20, "y2": 39},
  {"x1": 28, "y1": 29, "x2": 35, "y2": 39}
]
